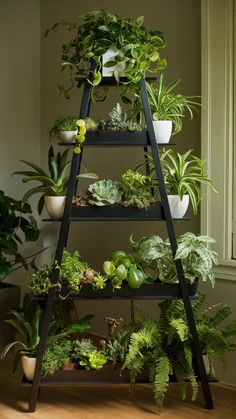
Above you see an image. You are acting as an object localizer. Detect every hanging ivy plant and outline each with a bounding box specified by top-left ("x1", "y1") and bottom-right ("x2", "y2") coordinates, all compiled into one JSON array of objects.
[{"x1": 44, "y1": 9, "x2": 166, "y2": 97}]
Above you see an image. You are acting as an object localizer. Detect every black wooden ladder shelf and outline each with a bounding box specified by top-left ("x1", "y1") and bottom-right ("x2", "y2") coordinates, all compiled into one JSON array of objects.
[{"x1": 27, "y1": 75, "x2": 214, "y2": 412}]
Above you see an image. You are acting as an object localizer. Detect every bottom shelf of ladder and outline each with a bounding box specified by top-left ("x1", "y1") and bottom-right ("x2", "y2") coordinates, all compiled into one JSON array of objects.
[{"x1": 22, "y1": 368, "x2": 218, "y2": 386}]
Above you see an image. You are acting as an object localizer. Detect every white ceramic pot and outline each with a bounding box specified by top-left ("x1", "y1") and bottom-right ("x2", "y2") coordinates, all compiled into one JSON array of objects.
[
  {"x1": 59, "y1": 130, "x2": 77, "y2": 144},
  {"x1": 21, "y1": 356, "x2": 36, "y2": 381},
  {"x1": 102, "y1": 47, "x2": 125, "y2": 77},
  {"x1": 153, "y1": 120, "x2": 172, "y2": 143},
  {"x1": 167, "y1": 195, "x2": 189, "y2": 218},
  {"x1": 203, "y1": 354, "x2": 210, "y2": 375},
  {"x1": 44, "y1": 196, "x2": 66, "y2": 219}
]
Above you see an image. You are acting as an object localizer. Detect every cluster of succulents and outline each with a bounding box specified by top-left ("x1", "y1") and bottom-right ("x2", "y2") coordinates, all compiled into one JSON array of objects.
[{"x1": 87, "y1": 169, "x2": 156, "y2": 209}]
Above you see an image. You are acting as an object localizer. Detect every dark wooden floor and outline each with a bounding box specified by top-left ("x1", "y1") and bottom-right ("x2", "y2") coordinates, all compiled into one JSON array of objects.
[{"x1": 0, "y1": 356, "x2": 236, "y2": 418}]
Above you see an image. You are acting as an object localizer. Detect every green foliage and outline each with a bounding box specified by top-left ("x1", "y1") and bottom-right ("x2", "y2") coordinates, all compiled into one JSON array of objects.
[
  {"x1": 13, "y1": 146, "x2": 71, "y2": 214},
  {"x1": 130, "y1": 232, "x2": 218, "y2": 286},
  {"x1": 0, "y1": 191, "x2": 40, "y2": 280},
  {"x1": 0, "y1": 295, "x2": 42, "y2": 374},
  {"x1": 44, "y1": 10, "x2": 166, "y2": 96},
  {"x1": 100, "y1": 323, "x2": 134, "y2": 364},
  {"x1": 84, "y1": 117, "x2": 99, "y2": 130},
  {"x1": 73, "y1": 339, "x2": 108, "y2": 370},
  {"x1": 137, "y1": 148, "x2": 215, "y2": 214},
  {"x1": 13, "y1": 147, "x2": 97, "y2": 214},
  {"x1": 124, "y1": 313, "x2": 172, "y2": 411},
  {"x1": 122, "y1": 169, "x2": 156, "y2": 209},
  {"x1": 72, "y1": 338, "x2": 96, "y2": 360},
  {"x1": 101, "y1": 103, "x2": 143, "y2": 132},
  {"x1": 28, "y1": 249, "x2": 106, "y2": 297},
  {"x1": 50, "y1": 116, "x2": 79, "y2": 137},
  {"x1": 146, "y1": 74, "x2": 200, "y2": 134},
  {"x1": 161, "y1": 149, "x2": 214, "y2": 214},
  {"x1": 28, "y1": 250, "x2": 88, "y2": 295},
  {"x1": 79, "y1": 350, "x2": 107, "y2": 370},
  {"x1": 59, "y1": 249, "x2": 88, "y2": 294},
  {"x1": 175, "y1": 232, "x2": 218, "y2": 286},
  {"x1": 88, "y1": 179, "x2": 123, "y2": 206},
  {"x1": 160, "y1": 296, "x2": 236, "y2": 379},
  {"x1": 42, "y1": 339, "x2": 72, "y2": 376}
]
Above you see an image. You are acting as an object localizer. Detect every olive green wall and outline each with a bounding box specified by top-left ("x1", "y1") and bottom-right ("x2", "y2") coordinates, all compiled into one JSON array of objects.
[
  {"x1": 0, "y1": 0, "x2": 41, "y2": 288},
  {"x1": 40, "y1": 0, "x2": 201, "y2": 328}
]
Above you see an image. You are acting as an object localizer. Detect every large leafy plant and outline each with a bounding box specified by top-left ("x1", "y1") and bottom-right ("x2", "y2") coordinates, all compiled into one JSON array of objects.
[
  {"x1": 44, "y1": 9, "x2": 166, "y2": 95},
  {"x1": 130, "y1": 232, "x2": 218, "y2": 286},
  {"x1": 146, "y1": 74, "x2": 199, "y2": 134},
  {"x1": 0, "y1": 191, "x2": 40, "y2": 280},
  {"x1": 13, "y1": 146, "x2": 97, "y2": 214}
]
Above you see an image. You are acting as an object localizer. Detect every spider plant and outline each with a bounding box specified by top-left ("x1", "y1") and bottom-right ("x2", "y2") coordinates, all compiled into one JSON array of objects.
[
  {"x1": 13, "y1": 146, "x2": 98, "y2": 214},
  {"x1": 146, "y1": 74, "x2": 200, "y2": 134},
  {"x1": 137, "y1": 149, "x2": 215, "y2": 214}
]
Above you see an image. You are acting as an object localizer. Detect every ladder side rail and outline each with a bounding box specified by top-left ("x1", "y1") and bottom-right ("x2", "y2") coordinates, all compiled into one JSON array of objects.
[
  {"x1": 28, "y1": 80, "x2": 93, "y2": 413},
  {"x1": 139, "y1": 78, "x2": 213, "y2": 409}
]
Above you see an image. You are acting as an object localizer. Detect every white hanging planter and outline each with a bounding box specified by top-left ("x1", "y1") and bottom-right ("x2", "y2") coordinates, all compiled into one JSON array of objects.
[
  {"x1": 167, "y1": 195, "x2": 189, "y2": 218},
  {"x1": 21, "y1": 356, "x2": 37, "y2": 381},
  {"x1": 102, "y1": 47, "x2": 125, "y2": 77},
  {"x1": 44, "y1": 196, "x2": 66, "y2": 219},
  {"x1": 203, "y1": 354, "x2": 210, "y2": 375},
  {"x1": 58, "y1": 130, "x2": 77, "y2": 144},
  {"x1": 153, "y1": 120, "x2": 172, "y2": 144}
]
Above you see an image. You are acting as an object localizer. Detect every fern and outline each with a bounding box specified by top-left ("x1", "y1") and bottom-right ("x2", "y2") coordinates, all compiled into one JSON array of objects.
[{"x1": 152, "y1": 356, "x2": 171, "y2": 412}]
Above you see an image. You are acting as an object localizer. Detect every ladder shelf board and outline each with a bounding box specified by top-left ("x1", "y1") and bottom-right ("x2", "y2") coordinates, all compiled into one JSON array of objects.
[
  {"x1": 43, "y1": 204, "x2": 190, "y2": 222},
  {"x1": 33, "y1": 281, "x2": 199, "y2": 301},
  {"x1": 22, "y1": 370, "x2": 217, "y2": 387},
  {"x1": 75, "y1": 75, "x2": 157, "y2": 86},
  {"x1": 59, "y1": 130, "x2": 175, "y2": 146}
]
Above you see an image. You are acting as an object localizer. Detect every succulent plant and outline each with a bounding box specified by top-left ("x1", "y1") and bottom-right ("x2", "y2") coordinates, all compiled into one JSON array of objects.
[
  {"x1": 100, "y1": 103, "x2": 143, "y2": 132},
  {"x1": 88, "y1": 179, "x2": 123, "y2": 206}
]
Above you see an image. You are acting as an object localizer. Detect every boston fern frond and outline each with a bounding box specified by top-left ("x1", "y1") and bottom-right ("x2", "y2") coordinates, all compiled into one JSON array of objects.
[{"x1": 152, "y1": 356, "x2": 172, "y2": 412}]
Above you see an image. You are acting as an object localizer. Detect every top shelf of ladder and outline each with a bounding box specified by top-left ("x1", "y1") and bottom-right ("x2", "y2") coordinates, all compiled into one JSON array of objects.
[
  {"x1": 75, "y1": 75, "x2": 157, "y2": 87},
  {"x1": 59, "y1": 131, "x2": 175, "y2": 147}
]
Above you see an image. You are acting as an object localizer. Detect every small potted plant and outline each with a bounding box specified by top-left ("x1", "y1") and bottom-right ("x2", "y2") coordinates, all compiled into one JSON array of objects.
[
  {"x1": 13, "y1": 146, "x2": 98, "y2": 219},
  {"x1": 99, "y1": 103, "x2": 144, "y2": 132},
  {"x1": 50, "y1": 116, "x2": 99, "y2": 144},
  {"x1": 0, "y1": 295, "x2": 42, "y2": 380},
  {"x1": 146, "y1": 74, "x2": 200, "y2": 143},
  {"x1": 50, "y1": 116, "x2": 79, "y2": 144},
  {"x1": 138, "y1": 149, "x2": 215, "y2": 217},
  {"x1": 44, "y1": 9, "x2": 166, "y2": 97}
]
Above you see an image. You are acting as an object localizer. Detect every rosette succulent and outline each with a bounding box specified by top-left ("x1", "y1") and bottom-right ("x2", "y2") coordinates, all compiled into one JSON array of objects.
[{"x1": 88, "y1": 180, "x2": 123, "y2": 206}]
